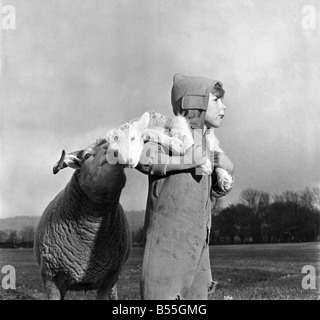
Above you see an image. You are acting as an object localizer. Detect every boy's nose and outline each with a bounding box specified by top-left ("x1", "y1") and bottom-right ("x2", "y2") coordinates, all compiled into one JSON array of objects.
[{"x1": 220, "y1": 102, "x2": 227, "y2": 110}]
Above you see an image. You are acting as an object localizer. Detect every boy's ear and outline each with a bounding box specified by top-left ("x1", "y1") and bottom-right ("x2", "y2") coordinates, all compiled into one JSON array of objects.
[
  {"x1": 133, "y1": 112, "x2": 150, "y2": 133},
  {"x1": 53, "y1": 149, "x2": 83, "y2": 174}
]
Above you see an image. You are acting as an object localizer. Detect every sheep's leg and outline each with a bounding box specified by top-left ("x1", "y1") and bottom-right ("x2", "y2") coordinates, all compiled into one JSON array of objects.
[
  {"x1": 108, "y1": 284, "x2": 118, "y2": 300},
  {"x1": 96, "y1": 271, "x2": 119, "y2": 300},
  {"x1": 96, "y1": 284, "x2": 118, "y2": 300},
  {"x1": 43, "y1": 277, "x2": 64, "y2": 300}
]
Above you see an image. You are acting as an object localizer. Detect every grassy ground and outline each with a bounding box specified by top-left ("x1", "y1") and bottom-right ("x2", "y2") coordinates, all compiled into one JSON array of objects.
[{"x1": 0, "y1": 242, "x2": 319, "y2": 300}]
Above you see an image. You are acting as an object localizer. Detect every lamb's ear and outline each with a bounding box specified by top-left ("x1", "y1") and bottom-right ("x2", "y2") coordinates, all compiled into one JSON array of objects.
[
  {"x1": 106, "y1": 128, "x2": 116, "y2": 142},
  {"x1": 133, "y1": 112, "x2": 150, "y2": 133},
  {"x1": 53, "y1": 150, "x2": 83, "y2": 174}
]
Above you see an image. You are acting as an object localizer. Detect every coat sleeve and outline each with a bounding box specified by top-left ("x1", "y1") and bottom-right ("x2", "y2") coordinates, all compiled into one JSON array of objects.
[
  {"x1": 134, "y1": 142, "x2": 164, "y2": 175},
  {"x1": 135, "y1": 142, "x2": 204, "y2": 176},
  {"x1": 208, "y1": 148, "x2": 235, "y2": 198}
]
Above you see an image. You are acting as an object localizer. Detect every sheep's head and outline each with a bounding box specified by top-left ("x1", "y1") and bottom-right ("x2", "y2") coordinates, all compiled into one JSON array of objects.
[
  {"x1": 53, "y1": 138, "x2": 126, "y2": 203},
  {"x1": 106, "y1": 112, "x2": 150, "y2": 168}
]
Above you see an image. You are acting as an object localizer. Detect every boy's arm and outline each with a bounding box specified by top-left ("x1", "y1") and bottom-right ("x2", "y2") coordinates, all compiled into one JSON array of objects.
[
  {"x1": 212, "y1": 151, "x2": 234, "y2": 175},
  {"x1": 135, "y1": 142, "x2": 207, "y2": 176},
  {"x1": 211, "y1": 151, "x2": 235, "y2": 198}
]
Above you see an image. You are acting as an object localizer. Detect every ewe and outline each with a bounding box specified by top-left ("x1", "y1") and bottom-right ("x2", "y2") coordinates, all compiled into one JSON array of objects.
[{"x1": 34, "y1": 138, "x2": 131, "y2": 300}]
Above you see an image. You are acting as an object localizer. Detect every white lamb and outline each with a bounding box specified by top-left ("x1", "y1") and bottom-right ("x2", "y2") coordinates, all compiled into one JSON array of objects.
[{"x1": 106, "y1": 111, "x2": 233, "y2": 192}]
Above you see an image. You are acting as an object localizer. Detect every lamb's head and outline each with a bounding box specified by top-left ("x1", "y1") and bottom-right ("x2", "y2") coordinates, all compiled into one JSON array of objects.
[
  {"x1": 53, "y1": 138, "x2": 126, "y2": 203},
  {"x1": 106, "y1": 112, "x2": 150, "y2": 168}
]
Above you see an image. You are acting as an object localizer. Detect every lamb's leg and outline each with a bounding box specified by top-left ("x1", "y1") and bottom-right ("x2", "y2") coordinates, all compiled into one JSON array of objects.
[
  {"x1": 199, "y1": 158, "x2": 213, "y2": 175},
  {"x1": 215, "y1": 167, "x2": 233, "y2": 191},
  {"x1": 43, "y1": 277, "x2": 64, "y2": 300},
  {"x1": 143, "y1": 129, "x2": 187, "y2": 155}
]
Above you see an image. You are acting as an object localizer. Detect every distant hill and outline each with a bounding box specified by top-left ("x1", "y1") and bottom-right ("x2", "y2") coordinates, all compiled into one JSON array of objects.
[
  {"x1": 0, "y1": 216, "x2": 40, "y2": 232},
  {"x1": 0, "y1": 211, "x2": 145, "y2": 233}
]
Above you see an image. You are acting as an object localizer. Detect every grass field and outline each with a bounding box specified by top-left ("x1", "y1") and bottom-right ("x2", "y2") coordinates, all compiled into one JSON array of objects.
[{"x1": 0, "y1": 242, "x2": 319, "y2": 300}]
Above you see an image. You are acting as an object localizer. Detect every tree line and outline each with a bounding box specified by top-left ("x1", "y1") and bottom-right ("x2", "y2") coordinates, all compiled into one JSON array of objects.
[
  {"x1": 0, "y1": 225, "x2": 146, "y2": 248},
  {"x1": 0, "y1": 226, "x2": 36, "y2": 247},
  {"x1": 210, "y1": 187, "x2": 320, "y2": 244},
  {"x1": 2, "y1": 187, "x2": 319, "y2": 247},
  {"x1": 0, "y1": 225, "x2": 145, "y2": 248}
]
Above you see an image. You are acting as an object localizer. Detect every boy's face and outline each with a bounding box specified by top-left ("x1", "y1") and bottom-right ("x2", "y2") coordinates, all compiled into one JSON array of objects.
[{"x1": 205, "y1": 92, "x2": 227, "y2": 128}]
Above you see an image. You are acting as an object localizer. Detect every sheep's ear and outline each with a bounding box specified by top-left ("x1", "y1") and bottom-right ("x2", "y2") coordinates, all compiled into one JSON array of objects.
[
  {"x1": 53, "y1": 150, "x2": 83, "y2": 174},
  {"x1": 133, "y1": 112, "x2": 150, "y2": 133}
]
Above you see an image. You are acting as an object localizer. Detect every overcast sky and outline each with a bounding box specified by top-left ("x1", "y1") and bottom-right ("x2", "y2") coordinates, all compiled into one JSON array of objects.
[{"x1": 1, "y1": 0, "x2": 319, "y2": 218}]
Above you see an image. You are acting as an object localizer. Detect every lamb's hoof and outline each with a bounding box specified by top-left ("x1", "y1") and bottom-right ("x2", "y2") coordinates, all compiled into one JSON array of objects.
[
  {"x1": 219, "y1": 182, "x2": 233, "y2": 192},
  {"x1": 215, "y1": 168, "x2": 233, "y2": 191},
  {"x1": 199, "y1": 159, "x2": 213, "y2": 175},
  {"x1": 217, "y1": 177, "x2": 233, "y2": 192}
]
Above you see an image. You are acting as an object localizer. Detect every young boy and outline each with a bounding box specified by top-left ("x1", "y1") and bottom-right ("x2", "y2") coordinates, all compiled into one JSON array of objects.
[{"x1": 136, "y1": 73, "x2": 234, "y2": 300}]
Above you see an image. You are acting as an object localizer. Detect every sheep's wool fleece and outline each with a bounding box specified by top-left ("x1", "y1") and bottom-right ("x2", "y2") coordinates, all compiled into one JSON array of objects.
[{"x1": 34, "y1": 173, "x2": 131, "y2": 290}]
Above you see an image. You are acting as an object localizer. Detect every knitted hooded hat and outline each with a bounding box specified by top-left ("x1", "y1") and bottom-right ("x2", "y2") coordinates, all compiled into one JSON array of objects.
[
  {"x1": 171, "y1": 73, "x2": 223, "y2": 115},
  {"x1": 171, "y1": 73, "x2": 223, "y2": 130}
]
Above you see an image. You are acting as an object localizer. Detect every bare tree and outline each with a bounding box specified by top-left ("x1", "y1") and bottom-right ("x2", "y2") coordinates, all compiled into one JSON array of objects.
[
  {"x1": 5, "y1": 229, "x2": 17, "y2": 243},
  {"x1": 311, "y1": 187, "x2": 320, "y2": 211},
  {"x1": 212, "y1": 188, "x2": 320, "y2": 244},
  {"x1": 240, "y1": 189, "x2": 261, "y2": 212},
  {"x1": 0, "y1": 230, "x2": 7, "y2": 242},
  {"x1": 240, "y1": 189, "x2": 270, "y2": 243},
  {"x1": 19, "y1": 226, "x2": 35, "y2": 242},
  {"x1": 234, "y1": 204, "x2": 252, "y2": 243},
  {"x1": 300, "y1": 187, "x2": 320, "y2": 241}
]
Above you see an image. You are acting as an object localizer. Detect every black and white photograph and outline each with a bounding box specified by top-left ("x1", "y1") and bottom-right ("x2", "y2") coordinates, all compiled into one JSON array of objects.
[{"x1": 0, "y1": 0, "x2": 319, "y2": 302}]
